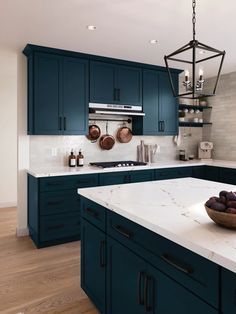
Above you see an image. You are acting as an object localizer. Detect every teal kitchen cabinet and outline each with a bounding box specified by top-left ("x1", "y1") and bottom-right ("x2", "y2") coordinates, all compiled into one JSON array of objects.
[
  {"x1": 219, "y1": 167, "x2": 236, "y2": 185},
  {"x1": 133, "y1": 69, "x2": 178, "y2": 135},
  {"x1": 25, "y1": 51, "x2": 88, "y2": 135},
  {"x1": 155, "y1": 167, "x2": 192, "y2": 180},
  {"x1": 28, "y1": 173, "x2": 98, "y2": 248},
  {"x1": 81, "y1": 219, "x2": 106, "y2": 314},
  {"x1": 90, "y1": 61, "x2": 142, "y2": 105},
  {"x1": 204, "y1": 166, "x2": 220, "y2": 182},
  {"x1": 99, "y1": 170, "x2": 154, "y2": 186},
  {"x1": 222, "y1": 268, "x2": 236, "y2": 314}
]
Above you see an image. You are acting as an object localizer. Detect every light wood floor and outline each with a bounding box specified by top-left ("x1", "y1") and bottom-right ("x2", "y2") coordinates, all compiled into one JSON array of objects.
[{"x1": 0, "y1": 207, "x2": 99, "y2": 314}]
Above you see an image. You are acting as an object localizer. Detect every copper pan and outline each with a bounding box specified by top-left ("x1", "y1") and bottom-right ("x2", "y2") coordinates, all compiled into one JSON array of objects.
[
  {"x1": 99, "y1": 122, "x2": 115, "y2": 150},
  {"x1": 87, "y1": 123, "x2": 101, "y2": 142},
  {"x1": 117, "y1": 124, "x2": 132, "y2": 143}
]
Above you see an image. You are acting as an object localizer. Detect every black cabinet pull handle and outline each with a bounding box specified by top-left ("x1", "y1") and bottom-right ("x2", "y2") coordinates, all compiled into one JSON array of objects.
[
  {"x1": 47, "y1": 200, "x2": 64, "y2": 206},
  {"x1": 162, "y1": 121, "x2": 165, "y2": 132},
  {"x1": 48, "y1": 224, "x2": 64, "y2": 230},
  {"x1": 59, "y1": 117, "x2": 62, "y2": 131},
  {"x1": 117, "y1": 88, "x2": 121, "y2": 101},
  {"x1": 85, "y1": 207, "x2": 99, "y2": 218},
  {"x1": 112, "y1": 224, "x2": 132, "y2": 239},
  {"x1": 161, "y1": 254, "x2": 193, "y2": 274},
  {"x1": 158, "y1": 121, "x2": 162, "y2": 132},
  {"x1": 144, "y1": 275, "x2": 153, "y2": 312},
  {"x1": 113, "y1": 88, "x2": 117, "y2": 101},
  {"x1": 64, "y1": 117, "x2": 67, "y2": 131},
  {"x1": 138, "y1": 271, "x2": 145, "y2": 305},
  {"x1": 100, "y1": 240, "x2": 106, "y2": 268}
]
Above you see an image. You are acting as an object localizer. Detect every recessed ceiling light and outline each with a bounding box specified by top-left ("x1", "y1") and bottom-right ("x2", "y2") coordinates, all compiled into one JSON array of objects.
[
  {"x1": 87, "y1": 25, "x2": 97, "y2": 31},
  {"x1": 149, "y1": 39, "x2": 158, "y2": 45}
]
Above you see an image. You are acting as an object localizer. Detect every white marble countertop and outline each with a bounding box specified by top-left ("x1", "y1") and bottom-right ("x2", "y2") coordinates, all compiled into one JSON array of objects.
[
  {"x1": 27, "y1": 159, "x2": 236, "y2": 178},
  {"x1": 78, "y1": 177, "x2": 236, "y2": 273}
]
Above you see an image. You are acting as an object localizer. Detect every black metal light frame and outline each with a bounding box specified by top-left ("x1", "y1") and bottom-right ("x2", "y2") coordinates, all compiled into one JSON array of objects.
[{"x1": 164, "y1": 0, "x2": 226, "y2": 99}]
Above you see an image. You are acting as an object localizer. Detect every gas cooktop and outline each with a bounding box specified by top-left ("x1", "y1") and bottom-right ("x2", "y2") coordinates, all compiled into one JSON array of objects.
[{"x1": 90, "y1": 161, "x2": 147, "y2": 168}]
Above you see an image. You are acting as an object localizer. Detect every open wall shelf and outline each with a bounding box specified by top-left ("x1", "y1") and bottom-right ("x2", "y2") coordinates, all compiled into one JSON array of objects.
[{"x1": 179, "y1": 122, "x2": 212, "y2": 128}]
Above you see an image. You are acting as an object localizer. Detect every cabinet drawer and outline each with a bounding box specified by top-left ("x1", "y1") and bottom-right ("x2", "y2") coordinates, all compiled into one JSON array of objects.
[
  {"x1": 39, "y1": 190, "x2": 80, "y2": 215},
  {"x1": 130, "y1": 170, "x2": 154, "y2": 183},
  {"x1": 40, "y1": 174, "x2": 98, "y2": 191},
  {"x1": 40, "y1": 212, "x2": 80, "y2": 242},
  {"x1": 81, "y1": 198, "x2": 106, "y2": 231},
  {"x1": 155, "y1": 167, "x2": 192, "y2": 180},
  {"x1": 107, "y1": 211, "x2": 219, "y2": 307},
  {"x1": 204, "y1": 166, "x2": 220, "y2": 182},
  {"x1": 219, "y1": 167, "x2": 236, "y2": 185}
]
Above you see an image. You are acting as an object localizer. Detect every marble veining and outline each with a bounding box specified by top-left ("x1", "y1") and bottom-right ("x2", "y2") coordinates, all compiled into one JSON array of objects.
[
  {"x1": 28, "y1": 159, "x2": 236, "y2": 178},
  {"x1": 78, "y1": 177, "x2": 236, "y2": 273}
]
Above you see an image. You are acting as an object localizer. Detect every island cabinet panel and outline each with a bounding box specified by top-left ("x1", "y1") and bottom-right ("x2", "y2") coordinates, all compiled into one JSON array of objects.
[
  {"x1": 106, "y1": 236, "x2": 217, "y2": 314},
  {"x1": 221, "y1": 268, "x2": 236, "y2": 314},
  {"x1": 27, "y1": 51, "x2": 88, "y2": 135},
  {"x1": 28, "y1": 174, "x2": 99, "y2": 248},
  {"x1": 106, "y1": 236, "x2": 146, "y2": 314},
  {"x1": 90, "y1": 61, "x2": 142, "y2": 105},
  {"x1": 81, "y1": 198, "x2": 106, "y2": 231},
  {"x1": 106, "y1": 210, "x2": 219, "y2": 308},
  {"x1": 81, "y1": 219, "x2": 106, "y2": 314},
  {"x1": 155, "y1": 166, "x2": 193, "y2": 180}
]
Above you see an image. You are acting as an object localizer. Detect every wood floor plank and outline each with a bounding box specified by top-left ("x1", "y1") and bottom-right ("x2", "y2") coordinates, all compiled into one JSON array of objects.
[{"x1": 0, "y1": 207, "x2": 99, "y2": 314}]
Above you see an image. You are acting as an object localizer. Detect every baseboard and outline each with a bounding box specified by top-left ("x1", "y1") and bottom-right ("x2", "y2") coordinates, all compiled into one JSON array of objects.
[
  {"x1": 0, "y1": 201, "x2": 17, "y2": 208},
  {"x1": 16, "y1": 227, "x2": 29, "y2": 237}
]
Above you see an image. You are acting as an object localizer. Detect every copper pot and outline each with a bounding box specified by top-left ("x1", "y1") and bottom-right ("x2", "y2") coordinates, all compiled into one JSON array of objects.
[
  {"x1": 117, "y1": 125, "x2": 132, "y2": 143},
  {"x1": 87, "y1": 124, "x2": 101, "y2": 142},
  {"x1": 99, "y1": 122, "x2": 115, "y2": 150}
]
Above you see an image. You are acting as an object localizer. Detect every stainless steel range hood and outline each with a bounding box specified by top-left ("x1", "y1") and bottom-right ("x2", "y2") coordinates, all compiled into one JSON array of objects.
[{"x1": 89, "y1": 103, "x2": 145, "y2": 116}]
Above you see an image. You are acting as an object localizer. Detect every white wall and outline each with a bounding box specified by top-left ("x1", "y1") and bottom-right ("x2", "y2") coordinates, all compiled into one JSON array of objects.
[{"x1": 0, "y1": 51, "x2": 17, "y2": 208}]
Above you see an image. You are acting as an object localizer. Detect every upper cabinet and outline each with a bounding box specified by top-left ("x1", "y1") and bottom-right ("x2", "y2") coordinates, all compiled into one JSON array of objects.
[
  {"x1": 90, "y1": 61, "x2": 142, "y2": 106},
  {"x1": 133, "y1": 69, "x2": 178, "y2": 136},
  {"x1": 26, "y1": 51, "x2": 88, "y2": 135}
]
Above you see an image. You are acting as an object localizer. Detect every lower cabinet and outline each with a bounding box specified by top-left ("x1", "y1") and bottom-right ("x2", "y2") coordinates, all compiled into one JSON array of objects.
[
  {"x1": 221, "y1": 268, "x2": 236, "y2": 314},
  {"x1": 155, "y1": 166, "x2": 192, "y2": 180},
  {"x1": 99, "y1": 170, "x2": 153, "y2": 186},
  {"x1": 81, "y1": 218, "x2": 106, "y2": 314},
  {"x1": 81, "y1": 197, "x2": 219, "y2": 314}
]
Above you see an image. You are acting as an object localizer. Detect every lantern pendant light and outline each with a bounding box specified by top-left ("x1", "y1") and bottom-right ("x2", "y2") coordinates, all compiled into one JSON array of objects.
[{"x1": 164, "y1": 0, "x2": 226, "y2": 99}]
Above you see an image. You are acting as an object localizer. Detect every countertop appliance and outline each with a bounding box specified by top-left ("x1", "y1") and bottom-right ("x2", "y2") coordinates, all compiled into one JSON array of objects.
[
  {"x1": 198, "y1": 141, "x2": 213, "y2": 160},
  {"x1": 90, "y1": 161, "x2": 147, "y2": 168},
  {"x1": 89, "y1": 103, "x2": 145, "y2": 116}
]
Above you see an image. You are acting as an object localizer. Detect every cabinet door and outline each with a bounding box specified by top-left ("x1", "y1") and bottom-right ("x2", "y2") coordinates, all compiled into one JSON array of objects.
[
  {"x1": 192, "y1": 166, "x2": 205, "y2": 179},
  {"x1": 90, "y1": 61, "x2": 115, "y2": 103},
  {"x1": 148, "y1": 264, "x2": 217, "y2": 314},
  {"x1": 34, "y1": 53, "x2": 62, "y2": 134},
  {"x1": 142, "y1": 69, "x2": 159, "y2": 135},
  {"x1": 159, "y1": 71, "x2": 178, "y2": 135},
  {"x1": 219, "y1": 167, "x2": 236, "y2": 185},
  {"x1": 63, "y1": 57, "x2": 88, "y2": 135},
  {"x1": 81, "y1": 219, "x2": 106, "y2": 314},
  {"x1": 205, "y1": 166, "x2": 220, "y2": 182},
  {"x1": 107, "y1": 237, "x2": 146, "y2": 314},
  {"x1": 222, "y1": 268, "x2": 236, "y2": 314},
  {"x1": 116, "y1": 65, "x2": 142, "y2": 105}
]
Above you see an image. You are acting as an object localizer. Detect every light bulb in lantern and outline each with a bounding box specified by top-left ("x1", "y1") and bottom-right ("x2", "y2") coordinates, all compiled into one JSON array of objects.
[
  {"x1": 199, "y1": 68, "x2": 204, "y2": 81},
  {"x1": 185, "y1": 70, "x2": 190, "y2": 82}
]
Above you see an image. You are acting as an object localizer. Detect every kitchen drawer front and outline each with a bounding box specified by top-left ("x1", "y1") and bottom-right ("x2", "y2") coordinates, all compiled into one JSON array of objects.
[
  {"x1": 81, "y1": 198, "x2": 106, "y2": 231},
  {"x1": 40, "y1": 212, "x2": 80, "y2": 242},
  {"x1": 107, "y1": 211, "x2": 219, "y2": 307},
  {"x1": 130, "y1": 170, "x2": 154, "y2": 183},
  {"x1": 99, "y1": 171, "x2": 131, "y2": 186},
  {"x1": 39, "y1": 190, "x2": 80, "y2": 215},
  {"x1": 204, "y1": 166, "x2": 220, "y2": 182},
  {"x1": 155, "y1": 167, "x2": 192, "y2": 180},
  {"x1": 219, "y1": 167, "x2": 236, "y2": 185},
  {"x1": 39, "y1": 174, "x2": 98, "y2": 191}
]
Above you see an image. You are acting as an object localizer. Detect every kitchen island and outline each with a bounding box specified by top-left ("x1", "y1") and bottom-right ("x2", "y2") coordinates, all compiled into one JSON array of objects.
[{"x1": 78, "y1": 178, "x2": 236, "y2": 314}]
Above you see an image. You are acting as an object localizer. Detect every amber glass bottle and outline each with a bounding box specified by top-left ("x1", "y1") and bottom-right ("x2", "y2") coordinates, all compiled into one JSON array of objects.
[
  {"x1": 77, "y1": 149, "x2": 84, "y2": 167},
  {"x1": 68, "y1": 150, "x2": 76, "y2": 167}
]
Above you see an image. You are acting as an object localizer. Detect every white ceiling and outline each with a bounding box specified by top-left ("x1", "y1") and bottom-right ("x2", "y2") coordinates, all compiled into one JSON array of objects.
[{"x1": 0, "y1": 0, "x2": 235, "y2": 76}]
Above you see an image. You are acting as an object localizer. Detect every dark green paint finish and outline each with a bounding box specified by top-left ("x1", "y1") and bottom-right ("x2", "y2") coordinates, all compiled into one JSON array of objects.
[
  {"x1": 221, "y1": 268, "x2": 236, "y2": 314},
  {"x1": 155, "y1": 166, "x2": 192, "y2": 180},
  {"x1": 81, "y1": 219, "x2": 106, "y2": 314}
]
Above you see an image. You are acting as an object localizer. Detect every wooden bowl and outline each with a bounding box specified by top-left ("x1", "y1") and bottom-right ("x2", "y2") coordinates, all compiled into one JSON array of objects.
[{"x1": 205, "y1": 205, "x2": 236, "y2": 229}]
